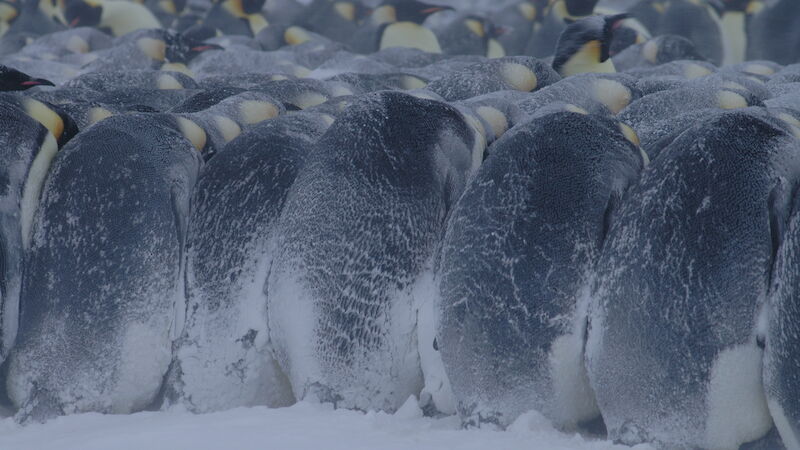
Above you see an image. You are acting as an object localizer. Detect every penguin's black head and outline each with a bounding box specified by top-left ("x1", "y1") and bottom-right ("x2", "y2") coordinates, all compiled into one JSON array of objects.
[
  {"x1": 563, "y1": 0, "x2": 600, "y2": 17},
  {"x1": 382, "y1": 0, "x2": 449, "y2": 23},
  {"x1": 0, "y1": 65, "x2": 54, "y2": 91},
  {"x1": 721, "y1": 0, "x2": 752, "y2": 12},
  {"x1": 0, "y1": 1, "x2": 19, "y2": 29},
  {"x1": 552, "y1": 13, "x2": 628, "y2": 75},
  {"x1": 166, "y1": 28, "x2": 223, "y2": 64},
  {"x1": 240, "y1": 0, "x2": 265, "y2": 15},
  {"x1": 64, "y1": 0, "x2": 101, "y2": 28}
]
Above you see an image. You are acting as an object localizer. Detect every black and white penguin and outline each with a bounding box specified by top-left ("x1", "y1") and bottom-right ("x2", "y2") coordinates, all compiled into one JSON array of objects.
[
  {"x1": 301, "y1": 0, "x2": 366, "y2": 44},
  {"x1": 0, "y1": 94, "x2": 76, "y2": 366},
  {"x1": 0, "y1": 64, "x2": 53, "y2": 90},
  {"x1": 176, "y1": 91, "x2": 284, "y2": 158},
  {"x1": 426, "y1": 56, "x2": 560, "y2": 102},
  {"x1": 267, "y1": 91, "x2": 485, "y2": 412},
  {"x1": 202, "y1": 0, "x2": 268, "y2": 37},
  {"x1": 434, "y1": 108, "x2": 644, "y2": 429},
  {"x1": 587, "y1": 109, "x2": 800, "y2": 449},
  {"x1": 489, "y1": 1, "x2": 538, "y2": 56},
  {"x1": 169, "y1": 112, "x2": 332, "y2": 413},
  {"x1": 345, "y1": 1, "x2": 446, "y2": 54},
  {"x1": 6, "y1": 112, "x2": 203, "y2": 421},
  {"x1": 63, "y1": 0, "x2": 163, "y2": 36},
  {"x1": 747, "y1": 0, "x2": 800, "y2": 65},
  {"x1": 611, "y1": 34, "x2": 706, "y2": 72},
  {"x1": 434, "y1": 14, "x2": 507, "y2": 58},
  {"x1": 656, "y1": 0, "x2": 724, "y2": 65},
  {"x1": 514, "y1": 73, "x2": 640, "y2": 117},
  {"x1": 764, "y1": 121, "x2": 800, "y2": 449},
  {"x1": 525, "y1": 0, "x2": 600, "y2": 58},
  {"x1": 552, "y1": 14, "x2": 630, "y2": 77},
  {"x1": 65, "y1": 69, "x2": 196, "y2": 91}
]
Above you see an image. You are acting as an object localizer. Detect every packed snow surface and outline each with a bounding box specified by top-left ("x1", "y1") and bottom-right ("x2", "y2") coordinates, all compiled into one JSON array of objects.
[{"x1": 0, "y1": 400, "x2": 654, "y2": 450}]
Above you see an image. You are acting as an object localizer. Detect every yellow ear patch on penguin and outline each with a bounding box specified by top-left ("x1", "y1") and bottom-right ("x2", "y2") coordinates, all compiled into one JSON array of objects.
[
  {"x1": 518, "y1": 2, "x2": 536, "y2": 21},
  {"x1": 20, "y1": 132, "x2": 57, "y2": 250},
  {"x1": 285, "y1": 26, "x2": 311, "y2": 45},
  {"x1": 371, "y1": 5, "x2": 396, "y2": 24},
  {"x1": 565, "y1": 104, "x2": 589, "y2": 114},
  {"x1": 157, "y1": 73, "x2": 183, "y2": 90},
  {"x1": 501, "y1": 62, "x2": 537, "y2": 92},
  {"x1": 716, "y1": 90, "x2": 748, "y2": 109},
  {"x1": 319, "y1": 114, "x2": 336, "y2": 127},
  {"x1": 642, "y1": 40, "x2": 658, "y2": 64},
  {"x1": 22, "y1": 98, "x2": 64, "y2": 141},
  {"x1": 176, "y1": 117, "x2": 207, "y2": 151},
  {"x1": 463, "y1": 113, "x2": 487, "y2": 172},
  {"x1": 247, "y1": 13, "x2": 268, "y2": 34},
  {"x1": 683, "y1": 63, "x2": 712, "y2": 79},
  {"x1": 213, "y1": 115, "x2": 242, "y2": 143},
  {"x1": 0, "y1": 3, "x2": 18, "y2": 22},
  {"x1": 743, "y1": 63, "x2": 774, "y2": 76},
  {"x1": 380, "y1": 22, "x2": 442, "y2": 53},
  {"x1": 329, "y1": 84, "x2": 353, "y2": 97},
  {"x1": 293, "y1": 91, "x2": 327, "y2": 109},
  {"x1": 333, "y1": 2, "x2": 355, "y2": 21},
  {"x1": 465, "y1": 19, "x2": 485, "y2": 37},
  {"x1": 619, "y1": 122, "x2": 649, "y2": 166},
  {"x1": 475, "y1": 106, "x2": 509, "y2": 139},
  {"x1": 400, "y1": 75, "x2": 427, "y2": 90},
  {"x1": 593, "y1": 79, "x2": 632, "y2": 114},
  {"x1": 239, "y1": 100, "x2": 279, "y2": 124},
  {"x1": 88, "y1": 107, "x2": 114, "y2": 125},
  {"x1": 137, "y1": 37, "x2": 166, "y2": 62},
  {"x1": 158, "y1": 0, "x2": 177, "y2": 14},
  {"x1": 618, "y1": 122, "x2": 640, "y2": 147}
]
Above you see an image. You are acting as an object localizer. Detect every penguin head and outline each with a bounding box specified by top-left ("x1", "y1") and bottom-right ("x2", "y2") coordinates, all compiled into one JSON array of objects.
[
  {"x1": 0, "y1": 1, "x2": 18, "y2": 35},
  {"x1": 720, "y1": 0, "x2": 755, "y2": 12},
  {"x1": 165, "y1": 28, "x2": 223, "y2": 64},
  {"x1": 64, "y1": 0, "x2": 100, "y2": 28},
  {"x1": 378, "y1": 21, "x2": 441, "y2": 53},
  {"x1": 373, "y1": 1, "x2": 449, "y2": 24},
  {"x1": 563, "y1": 0, "x2": 599, "y2": 17},
  {"x1": 157, "y1": 0, "x2": 186, "y2": 15},
  {"x1": 18, "y1": 97, "x2": 78, "y2": 147},
  {"x1": 552, "y1": 13, "x2": 629, "y2": 77},
  {"x1": 641, "y1": 35, "x2": 706, "y2": 65},
  {"x1": 0, "y1": 65, "x2": 55, "y2": 91}
]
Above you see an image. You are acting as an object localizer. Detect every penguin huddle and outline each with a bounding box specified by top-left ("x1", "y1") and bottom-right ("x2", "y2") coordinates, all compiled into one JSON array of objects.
[{"x1": 0, "y1": 0, "x2": 799, "y2": 449}]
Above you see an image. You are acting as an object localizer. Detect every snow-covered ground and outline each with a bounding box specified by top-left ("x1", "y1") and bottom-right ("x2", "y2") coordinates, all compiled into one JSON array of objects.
[{"x1": 0, "y1": 399, "x2": 654, "y2": 450}]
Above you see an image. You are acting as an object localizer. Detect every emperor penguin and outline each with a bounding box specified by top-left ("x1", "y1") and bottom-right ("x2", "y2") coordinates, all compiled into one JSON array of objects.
[
  {"x1": 434, "y1": 14, "x2": 507, "y2": 58},
  {"x1": 0, "y1": 94, "x2": 76, "y2": 367},
  {"x1": 426, "y1": 56, "x2": 560, "y2": 102},
  {"x1": 747, "y1": 0, "x2": 800, "y2": 65},
  {"x1": 301, "y1": 0, "x2": 366, "y2": 44},
  {"x1": 525, "y1": 0, "x2": 600, "y2": 58},
  {"x1": 764, "y1": 123, "x2": 800, "y2": 450},
  {"x1": 552, "y1": 14, "x2": 630, "y2": 77},
  {"x1": 345, "y1": 0, "x2": 446, "y2": 54},
  {"x1": 63, "y1": 0, "x2": 163, "y2": 36},
  {"x1": 203, "y1": 0, "x2": 268, "y2": 37},
  {"x1": 267, "y1": 91, "x2": 485, "y2": 412},
  {"x1": 168, "y1": 111, "x2": 332, "y2": 413},
  {"x1": 586, "y1": 109, "x2": 800, "y2": 449},
  {"x1": 515, "y1": 73, "x2": 640, "y2": 117},
  {"x1": 0, "y1": 65, "x2": 54, "y2": 90},
  {"x1": 656, "y1": 0, "x2": 724, "y2": 65},
  {"x1": 6, "y1": 112, "x2": 204, "y2": 422},
  {"x1": 435, "y1": 108, "x2": 644, "y2": 429},
  {"x1": 611, "y1": 34, "x2": 706, "y2": 72},
  {"x1": 716, "y1": 0, "x2": 757, "y2": 65}
]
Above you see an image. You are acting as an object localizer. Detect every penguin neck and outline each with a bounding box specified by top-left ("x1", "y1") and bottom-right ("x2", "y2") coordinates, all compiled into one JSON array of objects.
[
  {"x1": 719, "y1": 11, "x2": 747, "y2": 66},
  {"x1": 101, "y1": 1, "x2": 163, "y2": 36},
  {"x1": 560, "y1": 40, "x2": 616, "y2": 77}
]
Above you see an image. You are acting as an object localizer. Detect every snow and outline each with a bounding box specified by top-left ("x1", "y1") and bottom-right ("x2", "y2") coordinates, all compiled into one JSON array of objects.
[{"x1": 0, "y1": 400, "x2": 654, "y2": 450}]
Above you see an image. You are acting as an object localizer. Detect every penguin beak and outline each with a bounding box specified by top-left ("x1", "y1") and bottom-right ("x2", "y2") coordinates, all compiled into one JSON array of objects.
[
  {"x1": 21, "y1": 78, "x2": 55, "y2": 87},
  {"x1": 420, "y1": 6, "x2": 445, "y2": 15},
  {"x1": 69, "y1": 17, "x2": 80, "y2": 27},
  {"x1": 191, "y1": 43, "x2": 222, "y2": 52},
  {"x1": 602, "y1": 13, "x2": 629, "y2": 61}
]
